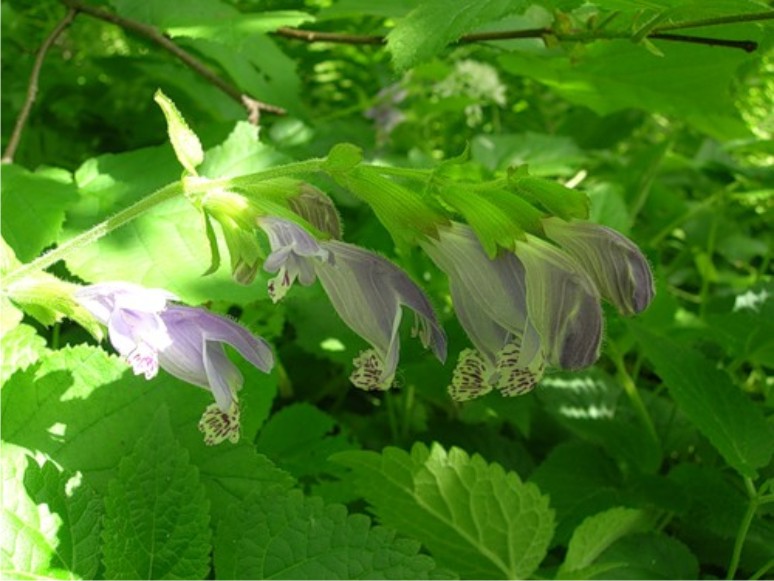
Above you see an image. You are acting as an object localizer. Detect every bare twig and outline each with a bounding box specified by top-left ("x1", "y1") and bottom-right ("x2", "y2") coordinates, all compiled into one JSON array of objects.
[
  {"x1": 273, "y1": 10, "x2": 774, "y2": 53},
  {"x1": 58, "y1": 0, "x2": 286, "y2": 123},
  {"x1": 2, "y1": 8, "x2": 77, "y2": 164}
]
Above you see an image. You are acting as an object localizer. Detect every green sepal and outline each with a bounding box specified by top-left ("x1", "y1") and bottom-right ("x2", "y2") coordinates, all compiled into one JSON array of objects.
[
  {"x1": 154, "y1": 89, "x2": 204, "y2": 176},
  {"x1": 2, "y1": 239, "x2": 103, "y2": 340},
  {"x1": 201, "y1": 212, "x2": 222, "y2": 277},
  {"x1": 441, "y1": 186, "x2": 544, "y2": 258},
  {"x1": 332, "y1": 166, "x2": 449, "y2": 251},
  {"x1": 324, "y1": 143, "x2": 363, "y2": 174},
  {"x1": 508, "y1": 175, "x2": 590, "y2": 220}
]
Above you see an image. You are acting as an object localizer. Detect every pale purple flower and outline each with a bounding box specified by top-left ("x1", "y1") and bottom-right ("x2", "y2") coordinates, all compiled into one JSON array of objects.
[
  {"x1": 75, "y1": 282, "x2": 274, "y2": 445},
  {"x1": 421, "y1": 222, "x2": 603, "y2": 401},
  {"x1": 542, "y1": 217, "x2": 655, "y2": 315},
  {"x1": 257, "y1": 217, "x2": 447, "y2": 391}
]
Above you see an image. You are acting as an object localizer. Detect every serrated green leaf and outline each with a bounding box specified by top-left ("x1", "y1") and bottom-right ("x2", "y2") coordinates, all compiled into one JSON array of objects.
[
  {"x1": 154, "y1": 90, "x2": 204, "y2": 175},
  {"x1": 101, "y1": 407, "x2": 211, "y2": 579},
  {"x1": 1, "y1": 444, "x2": 100, "y2": 580},
  {"x1": 1, "y1": 345, "x2": 292, "y2": 518},
  {"x1": 0, "y1": 323, "x2": 47, "y2": 384},
  {"x1": 60, "y1": 146, "x2": 271, "y2": 304},
  {"x1": 633, "y1": 325, "x2": 774, "y2": 478},
  {"x1": 510, "y1": 176, "x2": 590, "y2": 221},
  {"x1": 1, "y1": 164, "x2": 78, "y2": 262},
  {"x1": 1, "y1": 445, "x2": 70, "y2": 580},
  {"x1": 20, "y1": 455, "x2": 103, "y2": 580},
  {"x1": 334, "y1": 442, "x2": 555, "y2": 579},
  {"x1": 255, "y1": 403, "x2": 359, "y2": 479},
  {"x1": 215, "y1": 488, "x2": 446, "y2": 579},
  {"x1": 498, "y1": 33, "x2": 758, "y2": 140},
  {"x1": 388, "y1": 0, "x2": 528, "y2": 70},
  {"x1": 560, "y1": 507, "x2": 649, "y2": 577}
]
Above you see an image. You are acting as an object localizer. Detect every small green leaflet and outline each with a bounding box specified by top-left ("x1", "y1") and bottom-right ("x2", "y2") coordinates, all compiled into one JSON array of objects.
[{"x1": 154, "y1": 90, "x2": 204, "y2": 176}]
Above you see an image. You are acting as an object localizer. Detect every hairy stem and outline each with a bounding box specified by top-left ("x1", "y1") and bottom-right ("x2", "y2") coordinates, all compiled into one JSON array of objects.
[
  {"x1": 2, "y1": 8, "x2": 77, "y2": 164},
  {"x1": 2, "y1": 182, "x2": 183, "y2": 289}
]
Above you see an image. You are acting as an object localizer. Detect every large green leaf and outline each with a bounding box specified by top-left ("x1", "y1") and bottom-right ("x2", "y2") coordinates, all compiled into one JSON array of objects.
[
  {"x1": 0, "y1": 323, "x2": 47, "y2": 384},
  {"x1": 334, "y1": 442, "x2": 555, "y2": 579},
  {"x1": 633, "y1": 325, "x2": 774, "y2": 478},
  {"x1": 1, "y1": 165, "x2": 77, "y2": 262},
  {"x1": 388, "y1": 0, "x2": 528, "y2": 70},
  {"x1": 101, "y1": 407, "x2": 211, "y2": 579},
  {"x1": 255, "y1": 403, "x2": 359, "y2": 480},
  {"x1": 499, "y1": 32, "x2": 759, "y2": 139},
  {"x1": 1, "y1": 444, "x2": 102, "y2": 580},
  {"x1": 1, "y1": 345, "x2": 290, "y2": 516},
  {"x1": 214, "y1": 488, "x2": 446, "y2": 579}
]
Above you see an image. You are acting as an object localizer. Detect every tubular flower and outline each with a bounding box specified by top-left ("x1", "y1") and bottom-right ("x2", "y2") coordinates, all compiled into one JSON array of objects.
[
  {"x1": 75, "y1": 282, "x2": 274, "y2": 445},
  {"x1": 542, "y1": 217, "x2": 655, "y2": 315},
  {"x1": 420, "y1": 223, "x2": 547, "y2": 401},
  {"x1": 257, "y1": 217, "x2": 447, "y2": 391},
  {"x1": 515, "y1": 234, "x2": 604, "y2": 370}
]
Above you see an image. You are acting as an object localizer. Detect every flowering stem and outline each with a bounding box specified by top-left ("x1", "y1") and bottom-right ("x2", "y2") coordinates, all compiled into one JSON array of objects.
[
  {"x1": 191, "y1": 158, "x2": 326, "y2": 192},
  {"x1": 2, "y1": 181, "x2": 183, "y2": 288}
]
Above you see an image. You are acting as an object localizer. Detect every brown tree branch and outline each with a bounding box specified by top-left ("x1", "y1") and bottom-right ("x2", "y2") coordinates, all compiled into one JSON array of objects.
[
  {"x1": 2, "y1": 8, "x2": 78, "y2": 164},
  {"x1": 58, "y1": 0, "x2": 286, "y2": 123},
  {"x1": 274, "y1": 10, "x2": 774, "y2": 53}
]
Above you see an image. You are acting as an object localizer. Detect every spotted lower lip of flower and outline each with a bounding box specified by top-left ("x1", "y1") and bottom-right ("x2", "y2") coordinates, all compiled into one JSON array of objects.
[
  {"x1": 257, "y1": 216, "x2": 332, "y2": 302},
  {"x1": 420, "y1": 222, "x2": 546, "y2": 400},
  {"x1": 542, "y1": 217, "x2": 655, "y2": 316},
  {"x1": 314, "y1": 240, "x2": 447, "y2": 391},
  {"x1": 75, "y1": 282, "x2": 275, "y2": 445}
]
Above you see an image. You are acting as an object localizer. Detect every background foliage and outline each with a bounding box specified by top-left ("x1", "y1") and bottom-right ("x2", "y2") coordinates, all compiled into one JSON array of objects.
[{"x1": 2, "y1": 0, "x2": 773, "y2": 579}]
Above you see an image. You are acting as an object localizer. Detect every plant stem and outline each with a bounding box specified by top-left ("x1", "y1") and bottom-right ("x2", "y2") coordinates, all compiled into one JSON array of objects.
[
  {"x1": 608, "y1": 342, "x2": 659, "y2": 444},
  {"x1": 274, "y1": 10, "x2": 774, "y2": 52},
  {"x1": 751, "y1": 558, "x2": 774, "y2": 581},
  {"x1": 196, "y1": 158, "x2": 326, "y2": 192},
  {"x1": 726, "y1": 477, "x2": 759, "y2": 580},
  {"x1": 2, "y1": 7, "x2": 77, "y2": 163},
  {"x1": 2, "y1": 181, "x2": 183, "y2": 289},
  {"x1": 58, "y1": 0, "x2": 285, "y2": 123}
]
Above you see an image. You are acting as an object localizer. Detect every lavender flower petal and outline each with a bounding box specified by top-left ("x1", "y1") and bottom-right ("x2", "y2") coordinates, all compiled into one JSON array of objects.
[
  {"x1": 516, "y1": 235, "x2": 603, "y2": 370},
  {"x1": 158, "y1": 306, "x2": 274, "y2": 410},
  {"x1": 257, "y1": 217, "x2": 331, "y2": 302},
  {"x1": 543, "y1": 217, "x2": 655, "y2": 315},
  {"x1": 314, "y1": 240, "x2": 446, "y2": 390}
]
